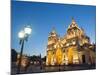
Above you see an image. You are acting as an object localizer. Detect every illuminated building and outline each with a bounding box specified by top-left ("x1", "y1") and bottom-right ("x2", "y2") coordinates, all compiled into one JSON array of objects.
[{"x1": 46, "y1": 18, "x2": 96, "y2": 65}]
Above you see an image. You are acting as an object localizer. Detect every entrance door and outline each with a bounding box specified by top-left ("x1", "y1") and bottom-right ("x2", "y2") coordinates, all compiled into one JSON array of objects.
[
  {"x1": 82, "y1": 55, "x2": 85, "y2": 63},
  {"x1": 67, "y1": 47, "x2": 73, "y2": 64}
]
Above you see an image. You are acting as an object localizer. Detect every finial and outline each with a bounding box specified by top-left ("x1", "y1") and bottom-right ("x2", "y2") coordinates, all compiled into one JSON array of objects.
[
  {"x1": 72, "y1": 17, "x2": 74, "y2": 20},
  {"x1": 72, "y1": 17, "x2": 75, "y2": 23},
  {"x1": 52, "y1": 26, "x2": 56, "y2": 33}
]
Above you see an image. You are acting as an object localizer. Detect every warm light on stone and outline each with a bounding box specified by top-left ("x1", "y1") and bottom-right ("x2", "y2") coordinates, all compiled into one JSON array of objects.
[{"x1": 46, "y1": 18, "x2": 96, "y2": 66}]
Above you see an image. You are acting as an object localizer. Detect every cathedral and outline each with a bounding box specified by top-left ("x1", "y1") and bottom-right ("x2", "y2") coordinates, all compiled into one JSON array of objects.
[{"x1": 46, "y1": 18, "x2": 96, "y2": 66}]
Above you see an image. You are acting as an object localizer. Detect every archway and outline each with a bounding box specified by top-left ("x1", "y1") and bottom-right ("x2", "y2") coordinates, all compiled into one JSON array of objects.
[
  {"x1": 82, "y1": 55, "x2": 85, "y2": 64},
  {"x1": 55, "y1": 47, "x2": 63, "y2": 65},
  {"x1": 67, "y1": 47, "x2": 74, "y2": 64}
]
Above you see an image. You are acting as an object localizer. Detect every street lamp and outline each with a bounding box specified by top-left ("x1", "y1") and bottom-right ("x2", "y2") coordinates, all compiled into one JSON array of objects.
[
  {"x1": 17, "y1": 26, "x2": 32, "y2": 73},
  {"x1": 24, "y1": 26, "x2": 32, "y2": 35},
  {"x1": 18, "y1": 30, "x2": 25, "y2": 39}
]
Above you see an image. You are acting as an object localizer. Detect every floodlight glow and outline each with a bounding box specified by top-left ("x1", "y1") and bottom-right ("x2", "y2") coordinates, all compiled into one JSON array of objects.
[
  {"x1": 18, "y1": 30, "x2": 25, "y2": 39},
  {"x1": 72, "y1": 41, "x2": 76, "y2": 45},
  {"x1": 24, "y1": 26, "x2": 32, "y2": 35}
]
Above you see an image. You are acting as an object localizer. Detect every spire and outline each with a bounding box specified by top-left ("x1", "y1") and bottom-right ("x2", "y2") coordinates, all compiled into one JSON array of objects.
[
  {"x1": 48, "y1": 26, "x2": 58, "y2": 37},
  {"x1": 52, "y1": 26, "x2": 56, "y2": 33},
  {"x1": 67, "y1": 17, "x2": 78, "y2": 29},
  {"x1": 72, "y1": 17, "x2": 76, "y2": 24}
]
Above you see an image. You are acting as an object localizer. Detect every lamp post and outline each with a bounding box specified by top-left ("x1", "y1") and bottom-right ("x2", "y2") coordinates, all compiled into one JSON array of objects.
[{"x1": 17, "y1": 26, "x2": 32, "y2": 73}]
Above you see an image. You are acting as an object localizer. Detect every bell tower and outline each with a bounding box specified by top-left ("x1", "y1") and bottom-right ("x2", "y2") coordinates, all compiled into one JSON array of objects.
[{"x1": 46, "y1": 27, "x2": 59, "y2": 65}]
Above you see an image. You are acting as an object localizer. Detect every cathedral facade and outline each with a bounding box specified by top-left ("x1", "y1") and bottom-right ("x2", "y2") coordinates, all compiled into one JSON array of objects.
[{"x1": 46, "y1": 18, "x2": 96, "y2": 66}]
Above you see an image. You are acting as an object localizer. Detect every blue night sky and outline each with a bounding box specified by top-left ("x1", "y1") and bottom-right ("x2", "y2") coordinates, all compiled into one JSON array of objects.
[{"x1": 11, "y1": 1, "x2": 96, "y2": 57}]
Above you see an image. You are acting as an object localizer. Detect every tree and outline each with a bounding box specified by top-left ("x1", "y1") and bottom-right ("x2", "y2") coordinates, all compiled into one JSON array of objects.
[{"x1": 11, "y1": 49, "x2": 17, "y2": 62}]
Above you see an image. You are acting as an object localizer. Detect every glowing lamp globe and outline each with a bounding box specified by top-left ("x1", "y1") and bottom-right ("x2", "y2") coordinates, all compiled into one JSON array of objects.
[
  {"x1": 18, "y1": 30, "x2": 25, "y2": 39},
  {"x1": 24, "y1": 26, "x2": 32, "y2": 35}
]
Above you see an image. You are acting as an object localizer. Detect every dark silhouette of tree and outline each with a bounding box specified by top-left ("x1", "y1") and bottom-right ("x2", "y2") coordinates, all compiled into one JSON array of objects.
[
  {"x1": 29, "y1": 55, "x2": 40, "y2": 61},
  {"x1": 42, "y1": 56, "x2": 46, "y2": 61},
  {"x1": 11, "y1": 49, "x2": 17, "y2": 62}
]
